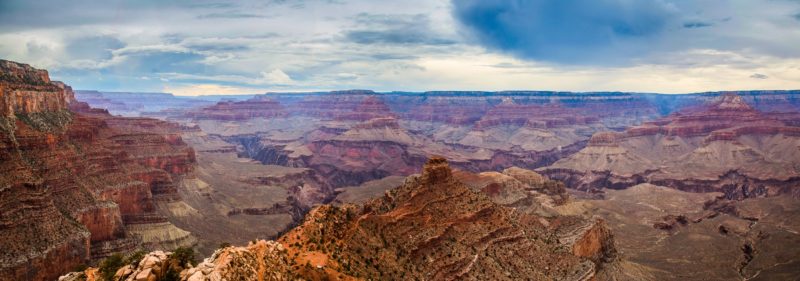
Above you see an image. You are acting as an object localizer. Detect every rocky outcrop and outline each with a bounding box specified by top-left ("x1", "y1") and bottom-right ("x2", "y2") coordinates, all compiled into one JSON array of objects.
[
  {"x1": 0, "y1": 60, "x2": 197, "y2": 281},
  {"x1": 453, "y1": 167, "x2": 569, "y2": 216},
  {"x1": 269, "y1": 157, "x2": 615, "y2": 280},
  {"x1": 65, "y1": 157, "x2": 618, "y2": 280},
  {"x1": 542, "y1": 93, "x2": 800, "y2": 198},
  {"x1": 182, "y1": 241, "x2": 295, "y2": 281},
  {"x1": 0, "y1": 60, "x2": 71, "y2": 117}
]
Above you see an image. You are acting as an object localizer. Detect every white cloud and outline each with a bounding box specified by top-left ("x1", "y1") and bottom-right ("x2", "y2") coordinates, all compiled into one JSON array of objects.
[
  {"x1": 162, "y1": 83, "x2": 262, "y2": 96},
  {"x1": 260, "y1": 69, "x2": 294, "y2": 85},
  {"x1": 0, "y1": 0, "x2": 798, "y2": 93}
]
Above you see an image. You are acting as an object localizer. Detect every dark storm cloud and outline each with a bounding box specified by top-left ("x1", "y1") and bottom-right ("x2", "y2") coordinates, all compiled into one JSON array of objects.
[
  {"x1": 451, "y1": 0, "x2": 800, "y2": 65},
  {"x1": 451, "y1": 0, "x2": 678, "y2": 64}
]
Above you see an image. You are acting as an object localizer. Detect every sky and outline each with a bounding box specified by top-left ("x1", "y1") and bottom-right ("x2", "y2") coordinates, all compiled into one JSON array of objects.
[{"x1": 1, "y1": 0, "x2": 800, "y2": 95}]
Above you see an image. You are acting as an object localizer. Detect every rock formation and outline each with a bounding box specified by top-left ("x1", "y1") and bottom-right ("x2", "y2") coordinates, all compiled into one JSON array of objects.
[
  {"x1": 61, "y1": 157, "x2": 618, "y2": 280},
  {"x1": 184, "y1": 97, "x2": 288, "y2": 121},
  {"x1": 542, "y1": 93, "x2": 800, "y2": 199},
  {"x1": 0, "y1": 60, "x2": 197, "y2": 281}
]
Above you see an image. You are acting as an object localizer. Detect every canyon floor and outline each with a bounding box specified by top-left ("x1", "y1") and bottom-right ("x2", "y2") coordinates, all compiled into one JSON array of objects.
[{"x1": 562, "y1": 185, "x2": 800, "y2": 280}]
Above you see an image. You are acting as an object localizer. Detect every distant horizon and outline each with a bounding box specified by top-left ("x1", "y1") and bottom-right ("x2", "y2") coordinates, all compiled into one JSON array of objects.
[
  {"x1": 2, "y1": 1, "x2": 800, "y2": 95},
  {"x1": 73, "y1": 87, "x2": 800, "y2": 97}
]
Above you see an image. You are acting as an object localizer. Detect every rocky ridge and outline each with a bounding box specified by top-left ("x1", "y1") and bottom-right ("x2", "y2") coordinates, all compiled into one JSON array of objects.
[{"x1": 62, "y1": 157, "x2": 618, "y2": 280}]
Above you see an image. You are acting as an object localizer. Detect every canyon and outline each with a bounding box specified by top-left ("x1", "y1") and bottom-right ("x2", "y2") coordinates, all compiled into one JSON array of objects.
[
  {"x1": 541, "y1": 93, "x2": 800, "y2": 199},
  {"x1": 1, "y1": 60, "x2": 197, "y2": 280},
  {"x1": 1, "y1": 59, "x2": 799, "y2": 280}
]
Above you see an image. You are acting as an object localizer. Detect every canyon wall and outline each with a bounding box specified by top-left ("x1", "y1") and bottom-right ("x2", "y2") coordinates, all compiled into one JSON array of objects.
[
  {"x1": 0, "y1": 60, "x2": 197, "y2": 281},
  {"x1": 542, "y1": 94, "x2": 800, "y2": 199}
]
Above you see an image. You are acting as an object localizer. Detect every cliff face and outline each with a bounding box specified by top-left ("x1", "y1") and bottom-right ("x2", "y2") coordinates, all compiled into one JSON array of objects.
[
  {"x1": 542, "y1": 93, "x2": 800, "y2": 199},
  {"x1": 184, "y1": 97, "x2": 288, "y2": 121},
  {"x1": 65, "y1": 157, "x2": 617, "y2": 281},
  {"x1": 269, "y1": 157, "x2": 615, "y2": 280},
  {"x1": 0, "y1": 60, "x2": 197, "y2": 281},
  {"x1": 0, "y1": 60, "x2": 71, "y2": 117}
]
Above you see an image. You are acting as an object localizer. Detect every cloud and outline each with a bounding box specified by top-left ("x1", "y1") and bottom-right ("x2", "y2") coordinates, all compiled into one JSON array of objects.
[
  {"x1": 452, "y1": 0, "x2": 800, "y2": 65},
  {"x1": 65, "y1": 35, "x2": 125, "y2": 61},
  {"x1": 683, "y1": 21, "x2": 713, "y2": 29},
  {"x1": 260, "y1": 69, "x2": 295, "y2": 85},
  {"x1": 197, "y1": 12, "x2": 271, "y2": 19},
  {"x1": 750, "y1": 73, "x2": 768, "y2": 79},
  {"x1": 344, "y1": 13, "x2": 456, "y2": 45},
  {"x1": 163, "y1": 83, "x2": 263, "y2": 96},
  {"x1": 452, "y1": 0, "x2": 679, "y2": 64},
  {"x1": 2, "y1": 0, "x2": 800, "y2": 94}
]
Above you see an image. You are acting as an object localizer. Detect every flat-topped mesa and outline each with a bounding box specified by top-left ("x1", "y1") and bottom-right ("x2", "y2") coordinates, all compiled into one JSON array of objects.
[
  {"x1": 0, "y1": 60, "x2": 71, "y2": 116},
  {"x1": 420, "y1": 156, "x2": 453, "y2": 184},
  {"x1": 186, "y1": 97, "x2": 288, "y2": 120},
  {"x1": 714, "y1": 93, "x2": 754, "y2": 111},
  {"x1": 286, "y1": 93, "x2": 392, "y2": 120},
  {"x1": 334, "y1": 95, "x2": 395, "y2": 121}
]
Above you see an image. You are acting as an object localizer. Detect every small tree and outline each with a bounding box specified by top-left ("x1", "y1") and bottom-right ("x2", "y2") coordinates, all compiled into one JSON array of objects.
[
  {"x1": 172, "y1": 247, "x2": 197, "y2": 267},
  {"x1": 157, "y1": 267, "x2": 180, "y2": 281}
]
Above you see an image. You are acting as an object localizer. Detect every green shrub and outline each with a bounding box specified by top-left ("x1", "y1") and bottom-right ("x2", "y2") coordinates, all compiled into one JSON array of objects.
[
  {"x1": 98, "y1": 253, "x2": 125, "y2": 281},
  {"x1": 125, "y1": 250, "x2": 147, "y2": 266},
  {"x1": 157, "y1": 267, "x2": 180, "y2": 281},
  {"x1": 171, "y1": 247, "x2": 196, "y2": 267}
]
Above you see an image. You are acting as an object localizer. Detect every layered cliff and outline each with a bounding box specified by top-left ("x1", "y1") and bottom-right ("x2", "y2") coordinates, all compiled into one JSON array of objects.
[
  {"x1": 542, "y1": 93, "x2": 800, "y2": 199},
  {"x1": 184, "y1": 97, "x2": 288, "y2": 121},
  {"x1": 0, "y1": 60, "x2": 197, "y2": 281},
  {"x1": 0, "y1": 60, "x2": 72, "y2": 117},
  {"x1": 64, "y1": 157, "x2": 618, "y2": 281}
]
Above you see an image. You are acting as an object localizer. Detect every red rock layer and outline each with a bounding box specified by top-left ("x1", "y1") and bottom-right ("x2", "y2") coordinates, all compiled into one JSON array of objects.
[
  {"x1": 543, "y1": 94, "x2": 800, "y2": 199},
  {"x1": 303, "y1": 140, "x2": 425, "y2": 186},
  {"x1": 272, "y1": 157, "x2": 615, "y2": 280},
  {"x1": 625, "y1": 93, "x2": 797, "y2": 139},
  {"x1": 185, "y1": 97, "x2": 288, "y2": 120},
  {"x1": 0, "y1": 60, "x2": 70, "y2": 116},
  {"x1": 287, "y1": 92, "x2": 396, "y2": 120},
  {"x1": 333, "y1": 95, "x2": 396, "y2": 121},
  {"x1": 474, "y1": 100, "x2": 598, "y2": 130},
  {"x1": 0, "y1": 60, "x2": 196, "y2": 281},
  {"x1": 402, "y1": 96, "x2": 492, "y2": 125},
  {"x1": 352, "y1": 116, "x2": 401, "y2": 129}
]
